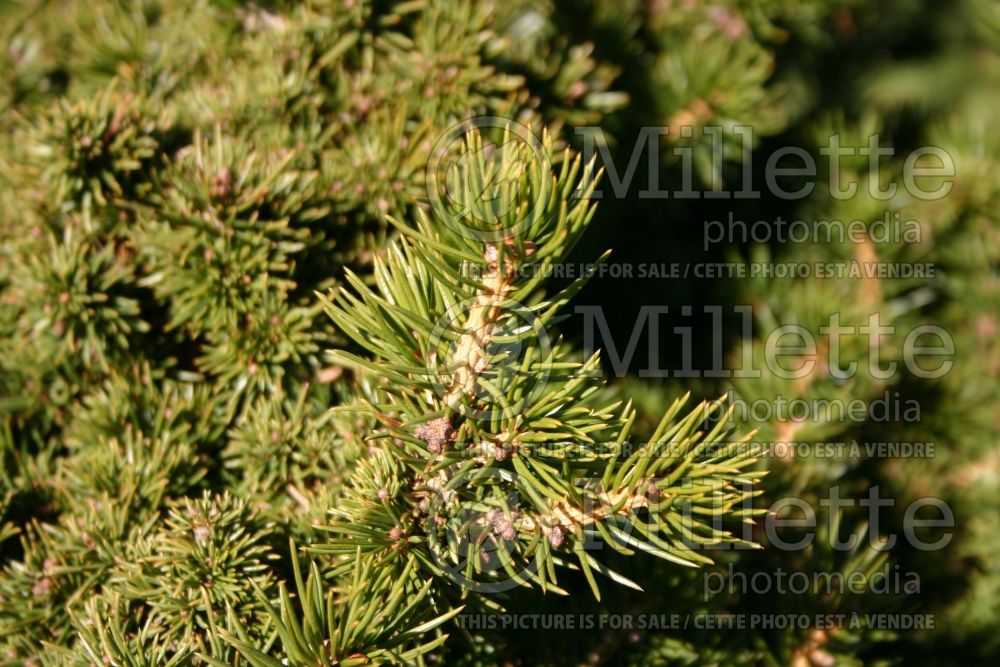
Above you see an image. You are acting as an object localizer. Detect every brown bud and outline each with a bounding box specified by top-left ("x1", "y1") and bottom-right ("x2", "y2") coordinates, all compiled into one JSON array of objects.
[
  {"x1": 495, "y1": 519, "x2": 516, "y2": 541},
  {"x1": 566, "y1": 80, "x2": 588, "y2": 101},
  {"x1": 210, "y1": 168, "x2": 233, "y2": 199},
  {"x1": 415, "y1": 417, "x2": 453, "y2": 453},
  {"x1": 32, "y1": 578, "x2": 53, "y2": 599},
  {"x1": 193, "y1": 524, "x2": 211, "y2": 545}
]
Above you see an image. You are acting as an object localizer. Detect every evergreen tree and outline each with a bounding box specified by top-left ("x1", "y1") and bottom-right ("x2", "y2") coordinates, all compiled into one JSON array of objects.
[{"x1": 1, "y1": 0, "x2": 997, "y2": 665}]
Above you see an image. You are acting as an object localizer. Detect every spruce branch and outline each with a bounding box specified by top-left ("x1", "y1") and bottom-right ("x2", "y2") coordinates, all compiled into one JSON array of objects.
[
  {"x1": 315, "y1": 126, "x2": 763, "y2": 601},
  {"x1": 212, "y1": 542, "x2": 461, "y2": 667}
]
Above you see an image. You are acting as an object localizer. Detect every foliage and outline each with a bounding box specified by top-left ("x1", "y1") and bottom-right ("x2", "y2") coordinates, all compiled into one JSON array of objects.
[{"x1": 1, "y1": 0, "x2": 997, "y2": 665}]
